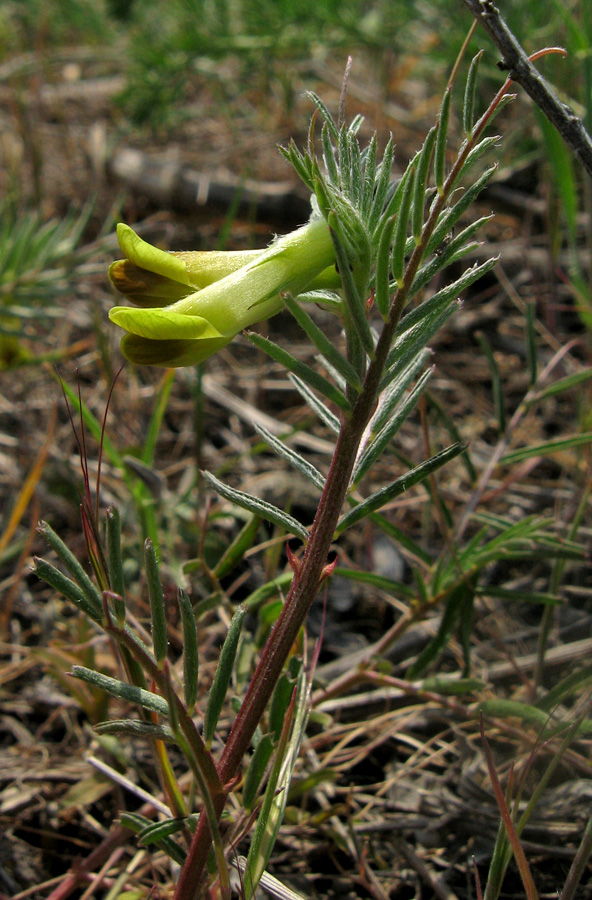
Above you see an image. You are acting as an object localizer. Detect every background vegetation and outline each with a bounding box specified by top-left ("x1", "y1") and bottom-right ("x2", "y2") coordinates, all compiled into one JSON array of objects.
[{"x1": 1, "y1": 1, "x2": 591, "y2": 898}]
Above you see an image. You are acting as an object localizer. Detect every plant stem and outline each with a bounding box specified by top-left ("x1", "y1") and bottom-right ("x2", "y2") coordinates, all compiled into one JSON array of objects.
[
  {"x1": 174, "y1": 77, "x2": 514, "y2": 899},
  {"x1": 560, "y1": 812, "x2": 592, "y2": 900},
  {"x1": 174, "y1": 383, "x2": 376, "y2": 900}
]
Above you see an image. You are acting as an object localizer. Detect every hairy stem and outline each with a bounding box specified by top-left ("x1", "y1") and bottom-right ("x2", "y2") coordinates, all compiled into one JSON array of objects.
[{"x1": 174, "y1": 74, "x2": 513, "y2": 899}]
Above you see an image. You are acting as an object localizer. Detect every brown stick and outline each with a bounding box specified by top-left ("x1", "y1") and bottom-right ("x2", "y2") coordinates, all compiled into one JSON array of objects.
[{"x1": 460, "y1": 0, "x2": 592, "y2": 179}]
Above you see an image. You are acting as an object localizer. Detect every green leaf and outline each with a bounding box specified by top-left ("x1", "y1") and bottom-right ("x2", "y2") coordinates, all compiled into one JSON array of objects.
[
  {"x1": 537, "y1": 109, "x2": 578, "y2": 244},
  {"x1": 374, "y1": 214, "x2": 397, "y2": 319},
  {"x1": 380, "y1": 297, "x2": 458, "y2": 392},
  {"x1": 328, "y1": 214, "x2": 375, "y2": 359},
  {"x1": 390, "y1": 256, "x2": 498, "y2": 373},
  {"x1": 278, "y1": 141, "x2": 315, "y2": 191},
  {"x1": 144, "y1": 538, "x2": 168, "y2": 666},
  {"x1": 121, "y1": 813, "x2": 187, "y2": 865},
  {"x1": 421, "y1": 676, "x2": 485, "y2": 696},
  {"x1": 392, "y1": 163, "x2": 415, "y2": 287},
  {"x1": 254, "y1": 423, "x2": 325, "y2": 491},
  {"x1": 138, "y1": 816, "x2": 197, "y2": 851},
  {"x1": 204, "y1": 605, "x2": 246, "y2": 746},
  {"x1": 412, "y1": 125, "x2": 437, "y2": 242},
  {"x1": 427, "y1": 165, "x2": 497, "y2": 256},
  {"x1": 178, "y1": 589, "x2": 199, "y2": 710},
  {"x1": 463, "y1": 51, "x2": 484, "y2": 136},
  {"x1": 296, "y1": 288, "x2": 342, "y2": 312},
  {"x1": 243, "y1": 666, "x2": 309, "y2": 900},
  {"x1": 475, "y1": 585, "x2": 560, "y2": 606},
  {"x1": 338, "y1": 123, "x2": 352, "y2": 196},
  {"x1": 361, "y1": 133, "x2": 378, "y2": 219},
  {"x1": 282, "y1": 293, "x2": 362, "y2": 391},
  {"x1": 426, "y1": 392, "x2": 477, "y2": 482},
  {"x1": 536, "y1": 664, "x2": 592, "y2": 713},
  {"x1": 369, "y1": 136, "x2": 395, "y2": 235},
  {"x1": 71, "y1": 666, "x2": 169, "y2": 716},
  {"x1": 407, "y1": 575, "x2": 476, "y2": 679},
  {"x1": 243, "y1": 734, "x2": 275, "y2": 811},
  {"x1": 372, "y1": 350, "x2": 432, "y2": 434},
  {"x1": 243, "y1": 572, "x2": 294, "y2": 612},
  {"x1": 289, "y1": 374, "x2": 341, "y2": 434},
  {"x1": 33, "y1": 557, "x2": 103, "y2": 622},
  {"x1": 94, "y1": 719, "x2": 176, "y2": 741},
  {"x1": 353, "y1": 367, "x2": 433, "y2": 484},
  {"x1": 529, "y1": 367, "x2": 592, "y2": 404},
  {"x1": 434, "y1": 88, "x2": 451, "y2": 194},
  {"x1": 269, "y1": 664, "x2": 299, "y2": 743},
  {"x1": 212, "y1": 515, "x2": 261, "y2": 580},
  {"x1": 337, "y1": 442, "x2": 465, "y2": 534},
  {"x1": 476, "y1": 331, "x2": 506, "y2": 433},
  {"x1": 500, "y1": 432, "x2": 592, "y2": 466},
  {"x1": 37, "y1": 521, "x2": 103, "y2": 618},
  {"x1": 409, "y1": 214, "x2": 493, "y2": 299},
  {"x1": 332, "y1": 565, "x2": 416, "y2": 601},
  {"x1": 106, "y1": 507, "x2": 126, "y2": 621},
  {"x1": 321, "y1": 122, "x2": 340, "y2": 186},
  {"x1": 479, "y1": 699, "x2": 553, "y2": 729},
  {"x1": 306, "y1": 91, "x2": 338, "y2": 140},
  {"x1": 142, "y1": 368, "x2": 176, "y2": 466},
  {"x1": 203, "y1": 471, "x2": 309, "y2": 541},
  {"x1": 444, "y1": 514, "x2": 585, "y2": 581},
  {"x1": 453, "y1": 136, "x2": 501, "y2": 188},
  {"x1": 246, "y1": 331, "x2": 350, "y2": 413}
]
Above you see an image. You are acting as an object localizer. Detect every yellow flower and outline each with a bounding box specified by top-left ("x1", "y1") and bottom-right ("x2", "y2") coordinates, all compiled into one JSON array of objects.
[{"x1": 109, "y1": 219, "x2": 338, "y2": 367}]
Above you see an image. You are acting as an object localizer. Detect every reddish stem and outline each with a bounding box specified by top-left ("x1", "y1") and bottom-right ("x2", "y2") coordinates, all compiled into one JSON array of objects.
[{"x1": 173, "y1": 63, "x2": 534, "y2": 897}]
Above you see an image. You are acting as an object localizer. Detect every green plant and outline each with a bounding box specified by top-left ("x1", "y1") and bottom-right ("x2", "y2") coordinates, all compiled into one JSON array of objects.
[
  {"x1": 35, "y1": 52, "x2": 592, "y2": 900},
  {"x1": 0, "y1": 201, "x2": 105, "y2": 368}
]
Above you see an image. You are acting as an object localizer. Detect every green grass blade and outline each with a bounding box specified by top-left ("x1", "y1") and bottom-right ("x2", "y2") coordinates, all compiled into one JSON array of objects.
[
  {"x1": 407, "y1": 575, "x2": 476, "y2": 679},
  {"x1": 243, "y1": 734, "x2": 274, "y2": 811},
  {"x1": 427, "y1": 165, "x2": 497, "y2": 256},
  {"x1": 476, "y1": 331, "x2": 506, "y2": 433},
  {"x1": 374, "y1": 214, "x2": 397, "y2": 319},
  {"x1": 142, "y1": 368, "x2": 176, "y2": 466},
  {"x1": 500, "y1": 433, "x2": 592, "y2": 466},
  {"x1": 213, "y1": 514, "x2": 261, "y2": 580},
  {"x1": 412, "y1": 125, "x2": 437, "y2": 242},
  {"x1": 95, "y1": 719, "x2": 176, "y2": 741},
  {"x1": 392, "y1": 164, "x2": 415, "y2": 287}
]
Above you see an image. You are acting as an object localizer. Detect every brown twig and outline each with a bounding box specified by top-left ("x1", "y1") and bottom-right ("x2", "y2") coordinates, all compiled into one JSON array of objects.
[{"x1": 460, "y1": 0, "x2": 592, "y2": 178}]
